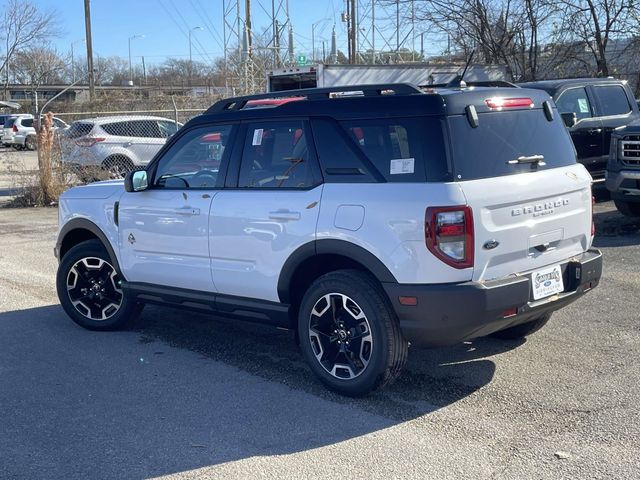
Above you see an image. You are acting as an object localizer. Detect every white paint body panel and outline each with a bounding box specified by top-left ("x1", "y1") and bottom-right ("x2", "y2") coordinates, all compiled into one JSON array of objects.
[{"x1": 209, "y1": 186, "x2": 323, "y2": 302}]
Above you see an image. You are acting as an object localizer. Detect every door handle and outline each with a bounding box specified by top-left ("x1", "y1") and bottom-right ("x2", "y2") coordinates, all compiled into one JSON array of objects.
[
  {"x1": 268, "y1": 210, "x2": 301, "y2": 221},
  {"x1": 174, "y1": 206, "x2": 200, "y2": 216},
  {"x1": 587, "y1": 128, "x2": 602, "y2": 134},
  {"x1": 123, "y1": 141, "x2": 133, "y2": 147}
]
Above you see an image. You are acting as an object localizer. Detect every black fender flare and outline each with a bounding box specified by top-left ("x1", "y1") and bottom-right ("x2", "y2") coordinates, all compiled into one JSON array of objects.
[
  {"x1": 56, "y1": 218, "x2": 122, "y2": 274},
  {"x1": 277, "y1": 239, "x2": 397, "y2": 303}
]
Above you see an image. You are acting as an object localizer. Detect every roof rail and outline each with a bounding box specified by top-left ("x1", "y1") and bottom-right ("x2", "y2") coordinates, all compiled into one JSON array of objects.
[{"x1": 206, "y1": 83, "x2": 422, "y2": 113}]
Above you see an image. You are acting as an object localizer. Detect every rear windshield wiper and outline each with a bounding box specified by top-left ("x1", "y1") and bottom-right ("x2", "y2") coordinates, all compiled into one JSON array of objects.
[{"x1": 507, "y1": 155, "x2": 546, "y2": 166}]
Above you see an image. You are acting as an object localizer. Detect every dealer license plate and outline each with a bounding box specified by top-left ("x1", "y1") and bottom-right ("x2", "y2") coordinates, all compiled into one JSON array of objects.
[{"x1": 531, "y1": 265, "x2": 564, "y2": 300}]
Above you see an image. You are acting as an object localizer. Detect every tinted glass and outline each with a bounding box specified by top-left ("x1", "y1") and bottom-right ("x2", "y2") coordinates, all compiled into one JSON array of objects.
[
  {"x1": 132, "y1": 120, "x2": 162, "y2": 138},
  {"x1": 555, "y1": 87, "x2": 592, "y2": 120},
  {"x1": 594, "y1": 85, "x2": 631, "y2": 116},
  {"x1": 239, "y1": 121, "x2": 315, "y2": 188},
  {"x1": 21, "y1": 118, "x2": 33, "y2": 128},
  {"x1": 449, "y1": 109, "x2": 576, "y2": 181},
  {"x1": 340, "y1": 117, "x2": 450, "y2": 182},
  {"x1": 102, "y1": 122, "x2": 132, "y2": 137},
  {"x1": 154, "y1": 125, "x2": 233, "y2": 189},
  {"x1": 67, "y1": 122, "x2": 94, "y2": 138},
  {"x1": 4, "y1": 118, "x2": 16, "y2": 128},
  {"x1": 158, "y1": 121, "x2": 179, "y2": 138}
]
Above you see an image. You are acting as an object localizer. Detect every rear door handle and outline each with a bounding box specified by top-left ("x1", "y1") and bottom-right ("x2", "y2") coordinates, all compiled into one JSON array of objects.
[
  {"x1": 268, "y1": 210, "x2": 301, "y2": 221},
  {"x1": 588, "y1": 128, "x2": 602, "y2": 134},
  {"x1": 123, "y1": 141, "x2": 133, "y2": 147},
  {"x1": 174, "y1": 206, "x2": 200, "y2": 216}
]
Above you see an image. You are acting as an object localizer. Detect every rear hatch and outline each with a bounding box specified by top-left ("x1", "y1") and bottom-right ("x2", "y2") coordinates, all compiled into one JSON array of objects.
[{"x1": 445, "y1": 89, "x2": 593, "y2": 283}]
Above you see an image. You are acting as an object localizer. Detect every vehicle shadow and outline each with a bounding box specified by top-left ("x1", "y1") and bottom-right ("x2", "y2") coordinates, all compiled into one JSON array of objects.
[
  {"x1": 0, "y1": 304, "x2": 520, "y2": 479},
  {"x1": 593, "y1": 208, "x2": 640, "y2": 247}
]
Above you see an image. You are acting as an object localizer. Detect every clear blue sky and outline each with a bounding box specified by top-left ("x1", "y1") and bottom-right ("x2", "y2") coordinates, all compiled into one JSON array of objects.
[
  {"x1": 35, "y1": 0, "x2": 350, "y2": 66},
  {"x1": 32, "y1": 0, "x2": 442, "y2": 67}
]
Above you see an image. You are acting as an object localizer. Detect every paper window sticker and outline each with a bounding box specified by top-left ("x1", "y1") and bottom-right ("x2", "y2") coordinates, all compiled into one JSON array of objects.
[
  {"x1": 577, "y1": 99, "x2": 589, "y2": 113},
  {"x1": 252, "y1": 128, "x2": 264, "y2": 146},
  {"x1": 390, "y1": 158, "x2": 415, "y2": 175}
]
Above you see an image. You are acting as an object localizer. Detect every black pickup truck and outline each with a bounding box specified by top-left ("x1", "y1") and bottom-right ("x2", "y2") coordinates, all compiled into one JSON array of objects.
[{"x1": 520, "y1": 78, "x2": 640, "y2": 182}]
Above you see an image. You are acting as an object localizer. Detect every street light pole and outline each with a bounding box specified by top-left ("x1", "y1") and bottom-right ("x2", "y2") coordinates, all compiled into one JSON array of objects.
[
  {"x1": 188, "y1": 26, "x2": 203, "y2": 86},
  {"x1": 311, "y1": 19, "x2": 329, "y2": 63},
  {"x1": 70, "y1": 39, "x2": 85, "y2": 84},
  {"x1": 128, "y1": 34, "x2": 144, "y2": 85}
]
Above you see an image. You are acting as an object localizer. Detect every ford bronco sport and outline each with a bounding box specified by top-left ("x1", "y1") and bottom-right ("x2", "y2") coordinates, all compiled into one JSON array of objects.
[{"x1": 55, "y1": 84, "x2": 602, "y2": 396}]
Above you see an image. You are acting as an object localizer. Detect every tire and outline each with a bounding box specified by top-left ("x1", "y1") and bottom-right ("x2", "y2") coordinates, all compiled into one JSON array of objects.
[
  {"x1": 25, "y1": 135, "x2": 37, "y2": 151},
  {"x1": 489, "y1": 313, "x2": 552, "y2": 340},
  {"x1": 298, "y1": 269, "x2": 408, "y2": 396},
  {"x1": 103, "y1": 156, "x2": 134, "y2": 178},
  {"x1": 614, "y1": 199, "x2": 640, "y2": 217},
  {"x1": 56, "y1": 239, "x2": 142, "y2": 331}
]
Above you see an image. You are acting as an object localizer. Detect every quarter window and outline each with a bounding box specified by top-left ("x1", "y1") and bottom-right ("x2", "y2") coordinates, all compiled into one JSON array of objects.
[
  {"x1": 555, "y1": 87, "x2": 592, "y2": 120},
  {"x1": 153, "y1": 125, "x2": 234, "y2": 189},
  {"x1": 339, "y1": 117, "x2": 449, "y2": 182},
  {"x1": 238, "y1": 121, "x2": 315, "y2": 188},
  {"x1": 594, "y1": 85, "x2": 631, "y2": 116}
]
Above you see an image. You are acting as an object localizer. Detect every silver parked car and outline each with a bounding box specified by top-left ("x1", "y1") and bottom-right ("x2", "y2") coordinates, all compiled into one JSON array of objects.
[
  {"x1": 62, "y1": 115, "x2": 182, "y2": 176},
  {"x1": 3, "y1": 114, "x2": 69, "y2": 150}
]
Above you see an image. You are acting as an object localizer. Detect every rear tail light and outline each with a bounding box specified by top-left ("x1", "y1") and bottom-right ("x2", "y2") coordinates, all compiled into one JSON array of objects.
[
  {"x1": 425, "y1": 206, "x2": 474, "y2": 269},
  {"x1": 74, "y1": 137, "x2": 105, "y2": 147},
  {"x1": 485, "y1": 97, "x2": 534, "y2": 110},
  {"x1": 12, "y1": 125, "x2": 17, "y2": 133}
]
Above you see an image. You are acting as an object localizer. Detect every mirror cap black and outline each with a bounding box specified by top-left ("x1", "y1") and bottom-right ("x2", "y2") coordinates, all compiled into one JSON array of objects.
[{"x1": 124, "y1": 171, "x2": 135, "y2": 192}]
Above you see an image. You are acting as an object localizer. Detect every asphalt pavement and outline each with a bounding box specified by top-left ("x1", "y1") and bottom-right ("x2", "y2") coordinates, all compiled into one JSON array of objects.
[{"x1": 0, "y1": 202, "x2": 638, "y2": 480}]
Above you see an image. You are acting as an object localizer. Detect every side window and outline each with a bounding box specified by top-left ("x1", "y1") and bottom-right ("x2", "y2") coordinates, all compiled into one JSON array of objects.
[
  {"x1": 133, "y1": 120, "x2": 162, "y2": 138},
  {"x1": 339, "y1": 116, "x2": 449, "y2": 182},
  {"x1": 238, "y1": 121, "x2": 316, "y2": 188},
  {"x1": 153, "y1": 125, "x2": 234, "y2": 189},
  {"x1": 158, "y1": 120, "x2": 179, "y2": 138},
  {"x1": 594, "y1": 85, "x2": 631, "y2": 116},
  {"x1": 22, "y1": 118, "x2": 34, "y2": 128},
  {"x1": 102, "y1": 122, "x2": 133, "y2": 137},
  {"x1": 555, "y1": 88, "x2": 592, "y2": 120}
]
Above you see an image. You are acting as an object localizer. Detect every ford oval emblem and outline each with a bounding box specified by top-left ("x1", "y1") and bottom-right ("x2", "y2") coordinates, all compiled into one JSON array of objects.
[{"x1": 483, "y1": 239, "x2": 500, "y2": 250}]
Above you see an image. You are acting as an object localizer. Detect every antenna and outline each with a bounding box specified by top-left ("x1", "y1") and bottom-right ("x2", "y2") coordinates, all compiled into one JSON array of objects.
[{"x1": 445, "y1": 49, "x2": 475, "y2": 88}]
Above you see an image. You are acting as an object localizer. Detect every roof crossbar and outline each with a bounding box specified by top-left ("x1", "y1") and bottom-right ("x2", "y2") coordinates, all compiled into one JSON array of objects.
[{"x1": 206, "y1": 83, "x2": 422, "y2": 113}]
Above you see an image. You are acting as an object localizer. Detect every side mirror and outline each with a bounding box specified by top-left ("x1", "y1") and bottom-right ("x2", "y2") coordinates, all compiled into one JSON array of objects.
[
  {"x1": 561, "y1": 112, "x2": 577, "y2": 128},
  {"x1": 124, "y1": 170, "x2": 149, "y2": 192}
]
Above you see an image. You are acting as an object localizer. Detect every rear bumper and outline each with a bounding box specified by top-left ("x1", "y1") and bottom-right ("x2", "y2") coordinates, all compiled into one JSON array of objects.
[{"x1": 382, "y1": 249, "x2": 602, "y2": 347}]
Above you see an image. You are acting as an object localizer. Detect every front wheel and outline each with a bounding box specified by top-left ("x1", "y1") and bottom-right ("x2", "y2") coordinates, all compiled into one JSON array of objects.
[
  {"x1": 614, "y1": 199, "x2": 640, "y2": 217},
  {"x1": 298, "y1": 270, "x2": 408, "y2": 396},
  {"x1": 56, "y1": 239, "x2": 142, "y2": 331},
  {"x1": 489, "y1": 313, "x2": 552, "y2": 340}
]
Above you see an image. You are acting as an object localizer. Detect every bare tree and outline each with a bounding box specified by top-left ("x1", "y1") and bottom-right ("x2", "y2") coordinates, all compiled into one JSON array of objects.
[
  {"x1": 11, "y1": 46, "x2": 66, "y2": 87},
  {"x1": 0, "y1": 0, "x2": 60, "y2": 93},
  {"x1": 558, "y1": 0, "x2": 636, "y2": 76}
]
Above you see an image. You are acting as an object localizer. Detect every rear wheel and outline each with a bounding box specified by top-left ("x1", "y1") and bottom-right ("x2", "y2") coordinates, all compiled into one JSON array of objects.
[
  {"x1": 298, "y1": 270, "x2": 408, "y2": 396},
  {"x1": 103, "y1": 156, "x2": 134, "y2": 178},
  {"x1": 25, "y1": 135, "x2": 37, "y2": 151},
  {"x1": 56, "y1": 239, "x2": 142, "y2": 331},
  {"x1": 614, "y1": 199, "x2": 640, "y2": 217},
  {"x1": 490, "y1": 313, "x2": 552, "y2": 340}
]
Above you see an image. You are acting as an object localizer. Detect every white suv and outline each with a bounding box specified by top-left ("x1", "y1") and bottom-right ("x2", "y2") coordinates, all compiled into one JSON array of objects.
[
  {"x1": 62, "y1": 115, "x2": 181, "y2": 176},
  {"x1": 55, "y1": 85, "x2": 603, "y2": 396},
  {"x1": 2, "y1": 114, "x2": 68, "y2": 150}
]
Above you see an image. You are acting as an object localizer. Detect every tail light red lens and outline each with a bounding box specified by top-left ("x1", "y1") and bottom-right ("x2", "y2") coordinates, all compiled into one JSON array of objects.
[
  {"x1": 12, "y1": 125, "x2": 18, "y2": 132},
  {"x1": 485, "y1": 97, "x2": 534, "y2": 110},
  {"x1": 425, "y1": 206, "x2": 474, "y2": 269},
  {"x1": 591, "y1": 195, "x2": 596, "y2": 236},
  {"x1": 74, "y1": 137, "x2": 105, "y2": 147}
]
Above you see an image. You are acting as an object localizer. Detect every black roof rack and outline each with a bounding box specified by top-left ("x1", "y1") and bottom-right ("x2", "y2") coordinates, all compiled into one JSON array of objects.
[{"x1": 206, "y1": 83, "x2": 422, "y2": 113}]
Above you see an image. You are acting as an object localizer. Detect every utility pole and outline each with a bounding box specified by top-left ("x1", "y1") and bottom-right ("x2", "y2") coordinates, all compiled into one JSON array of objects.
[
  {"x1": 141, "y1": 56, "x2": 147, "y2": 85},
  {"x1": 350, "y1": 0, "x2": 356, "y2": 64},
  {"x1": 84, "y1": 0, "x2": 95, "y2": 101}
]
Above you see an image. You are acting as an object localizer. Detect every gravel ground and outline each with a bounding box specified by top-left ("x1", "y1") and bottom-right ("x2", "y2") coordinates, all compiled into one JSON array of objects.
[{"x1": 0, "y1": 202, "x2": 638, "y2": 480}]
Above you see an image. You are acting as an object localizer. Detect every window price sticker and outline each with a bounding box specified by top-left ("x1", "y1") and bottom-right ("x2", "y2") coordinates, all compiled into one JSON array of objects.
[
  {"x1": 252, "y1": 128, "x2": 264, "y2": 146},
  {"x1": 390, "y1": 158, "x2": 415, "y2": 175}
]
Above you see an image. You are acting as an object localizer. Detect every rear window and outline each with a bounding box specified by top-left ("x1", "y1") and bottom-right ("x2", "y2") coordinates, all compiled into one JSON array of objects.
[
  {"x1": 67, "y1": 122, "x2": 94, "y2": 138},
  {"x1": 4, "y1": 117, "x2": 16, "y2": 128},
  {"x1": 339, "y1": 117, "x2": 450, "y2": 182},
  {"x1": 448, "y1": 109, "x2": 576, "y2": 181}
]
